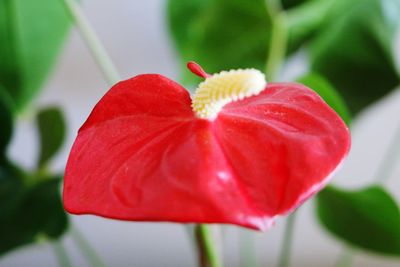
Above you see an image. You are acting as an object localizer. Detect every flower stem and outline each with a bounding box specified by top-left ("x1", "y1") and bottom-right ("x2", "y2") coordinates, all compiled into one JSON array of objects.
[
  {"x1": 265, "y1": 0, "x2": 288, "y2": 81},
  {"x1": 195, "y1": 224, "x2": 222, "y2": 267},
  {"x1": 59, "y1": 1, "x2": 117, "y2": 264},
  {"x1": 61, "y1": 0, "x2": 120, "y2": 85},
  {"x1": 52, "y1": 241, "x2": 72, "y2": 267},
  {"x1": 71, "y1": 225, "x2": 107, "y2": 267},
  {"x1": 374, "y1": 122, "x2": 400, "y2": 184},
  {"x1": 335, "y1": 247, "x2": 354, "y2": 267},
  {"x1": 240, "y1": 231, "x2": 259, "y2": 267},
  {"x1": 277, "y1": 213, "x2": 296, "y2": 267}
]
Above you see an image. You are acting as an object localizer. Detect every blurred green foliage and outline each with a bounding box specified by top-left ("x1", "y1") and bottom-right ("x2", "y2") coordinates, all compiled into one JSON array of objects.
[
  {"x1": 168, "y1": 0, "x2": 272, "y2": 86},
  {"x1": 168, "y1": 0, "x2": 400, "y2": 114},
  {"x1": 0, "y1": 161, "x2": 25, "y2": 220},
  {"x1": 285, "y1": 0, "x2": 335, "y2": 54},
  {"x1": 0, "y1": 0, "x2": 70, "y2": 111},
  {"x1": 281, "y1": 0, "x2": 305, "y2": 9},
  {"x1": 0, "y1": 105, "x2": 68, "y2": 256},
  {"x1": 309, "y1": 0, "x2": 400, "y2": 114},
  {"x1": 317, "y1": 186, "x2": 400, "y2": 255},
  {"x1": 168, "y1": 0, "x2": 400, "y2": 258},
  {"x1": 0, "y1": 88, "x2": 13, "y2": 158},
  {"x1": 0, "y1": 0, "x2": 70, "y2": 256},
  {"x1": 0, "y1": 171, "x2": 67, "y2": 255},
  {"x1": 0, "y1": 0, "x2": 399, "y2": 261},
  {"x1": 37, "y1": 107, "x2": 67, "y2": 169}
]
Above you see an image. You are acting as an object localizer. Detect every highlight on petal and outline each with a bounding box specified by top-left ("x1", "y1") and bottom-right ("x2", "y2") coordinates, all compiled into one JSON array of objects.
[{"x1": 63, "y1": 70, "x2": 350, "y2": 231}]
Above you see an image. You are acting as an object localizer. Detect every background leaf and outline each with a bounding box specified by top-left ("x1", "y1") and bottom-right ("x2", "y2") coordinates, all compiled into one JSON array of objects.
[
  {"x1": 309, "y1": 0, "x2": 400, "y2": 114},
  {"x1": 36, "y1": 107, "x2": 67, "y2": 168},
  {"x1": 297, "y1": 73, "x2": 351, "y2": 125},
  {"x1": 168, "y1": 0, "x2": 400, "y2": 114},
  {"x1": 0, "y1": 160, "x2": 25, "y2": 218},
  {"x1": 0, "y1": 87, "x2": 13, "y2": 157},
  {"x1": 0, "y1": 0, "x2": 70, "y2": 110},
  {"x1": 23, "y1": 177, "x2": 68, "y2": 238},
  {"x1": 285, "y1": 0, "x2": 335, "y2": 54},
  {"x1": 167, "y1": 0, "x2": 272, "y2": 86},
  {"x1": 281, "y1": 0, "x2": 307, "y2": 10},
  {"x1": 316, "y1": 185, "x2": 400, "y2": 256},
  {"x1": 0, "y1": 176, "x2": 68, "y2": 255}
]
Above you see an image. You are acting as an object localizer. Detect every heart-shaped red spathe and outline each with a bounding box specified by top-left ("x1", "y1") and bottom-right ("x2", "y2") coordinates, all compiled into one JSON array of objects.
[{"x1": 63, "y1": 74, "x2": 350, "y2": 230}]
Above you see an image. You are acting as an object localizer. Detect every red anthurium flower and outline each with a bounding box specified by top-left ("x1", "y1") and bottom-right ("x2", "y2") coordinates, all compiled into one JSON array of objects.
[{"x1": 63, "y1": 62, "x2": 350, "y2": 230}]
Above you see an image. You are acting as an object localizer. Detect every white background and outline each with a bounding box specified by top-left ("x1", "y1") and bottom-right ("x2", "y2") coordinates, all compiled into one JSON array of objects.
[{"x1": 2, "y1": 0, "x2": 400, "y2": 266}]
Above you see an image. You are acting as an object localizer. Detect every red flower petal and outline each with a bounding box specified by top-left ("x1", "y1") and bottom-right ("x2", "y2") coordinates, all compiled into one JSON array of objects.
[
  {"x1": 216, "y1": 83, "x2": 350, "y2": 216},
  {"x1": 64, "y1": 75, "x2": 350, "y2": 231}
]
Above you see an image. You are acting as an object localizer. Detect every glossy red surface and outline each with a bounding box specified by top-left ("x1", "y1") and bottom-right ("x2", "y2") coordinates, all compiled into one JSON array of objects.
[{"x1": 63, "y1": 74, "x2": 350, "y2": 230}]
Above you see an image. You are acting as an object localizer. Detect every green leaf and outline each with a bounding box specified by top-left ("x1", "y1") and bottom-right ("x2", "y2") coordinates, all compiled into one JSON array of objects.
[
  {"x1": 36, "y1": 107, "x2": 66, "y2": 168},
  {"x1": 0, "y1": 87, "x2": 13, "y2": 157},
  {"x1": 285, "y1": 0, "x2": 335, "y2": 54},
  {"x1": 23, "y1": 177, "x2": 68, "y2": 238},
  {"x1": 316, "y1": 185, "x2": 400, "y2": 256},
  {"x1": 281, "y1": 0, "x2": 307, "y2": 10},
  {"x1": 0, "y1": 160, "x2": 25, "y2": 218},
  {"x1": 0, "y1": 0, "x2": 70, "y2": 110},
  {"x1": 167, "y1": 0, "x2": 272, "y2": 86},
  {"x1": 0, "y1": 160, "x2": 30, "y2": 255},
  {"x1": 297, "y1": 73, "x2": 351, "y2": 125},
  {"x1": 309, "y1": 0, "x2": 400, "y2": 114},
  {"x1": 0, "y1": 176, "x2": 68, "y2": 255}
]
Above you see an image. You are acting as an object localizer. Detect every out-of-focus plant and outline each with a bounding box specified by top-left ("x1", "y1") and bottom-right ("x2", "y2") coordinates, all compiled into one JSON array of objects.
[
  {"x1": 61, "y1": 1, "x2": 350, "y2": 266},
  {"x1": 169, "y1": 0, "x2": 400, "y2": 114},
  {"x1": 0, "y1": 106, "x2": 68, "y2": 255},
  {"x1": 1, "y1": 0, "x2": 113, "y2": 265},
  {"x1": 0, "y1": 0, "x2": 71, "y2": 258},
  {"x1": 168, "y1": 0, "x2": 400, "y2": 266},
  {"x1": 317, "y1": 185, "x2": 400, "y2": 255},
  {"x1": 1, "y1": 0, "x2": 400, "y2": 266},
  {"x1": 0, "y1": 0, "x2": 70, "y2": 110}
]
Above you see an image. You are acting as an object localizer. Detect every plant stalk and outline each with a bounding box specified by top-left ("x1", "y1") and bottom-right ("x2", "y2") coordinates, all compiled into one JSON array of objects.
[
  {"x1": 265, "y1": 0, "x2": 288, "y2": 81},
  {"x1": 59, "y1": 0, "x2": 118, "y2": 265},
  {"x1": 61, "y1": 0, "x2": 120, "y2": 86},
  {"x1": 195, "y1": 224, "x2": 222, "y2": 267},
  {"x1": 240, "y1": 230, "x2": 259, "y2": 267},
  {"x1": 71, "y1": 225, "x2": 107, "y2": 267},
  {"x1": 374, "y1": 122, "x2": 400, "y2": 184},
  {"x1": 335, "y1": 247, "x2": 354, "y2": 267},
  {"x1": 52, "y1": 241, "x2": 72, "y2": 267},
  {"x1": 277, "y1": 213, "x2": 296, "y2": 267}
]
